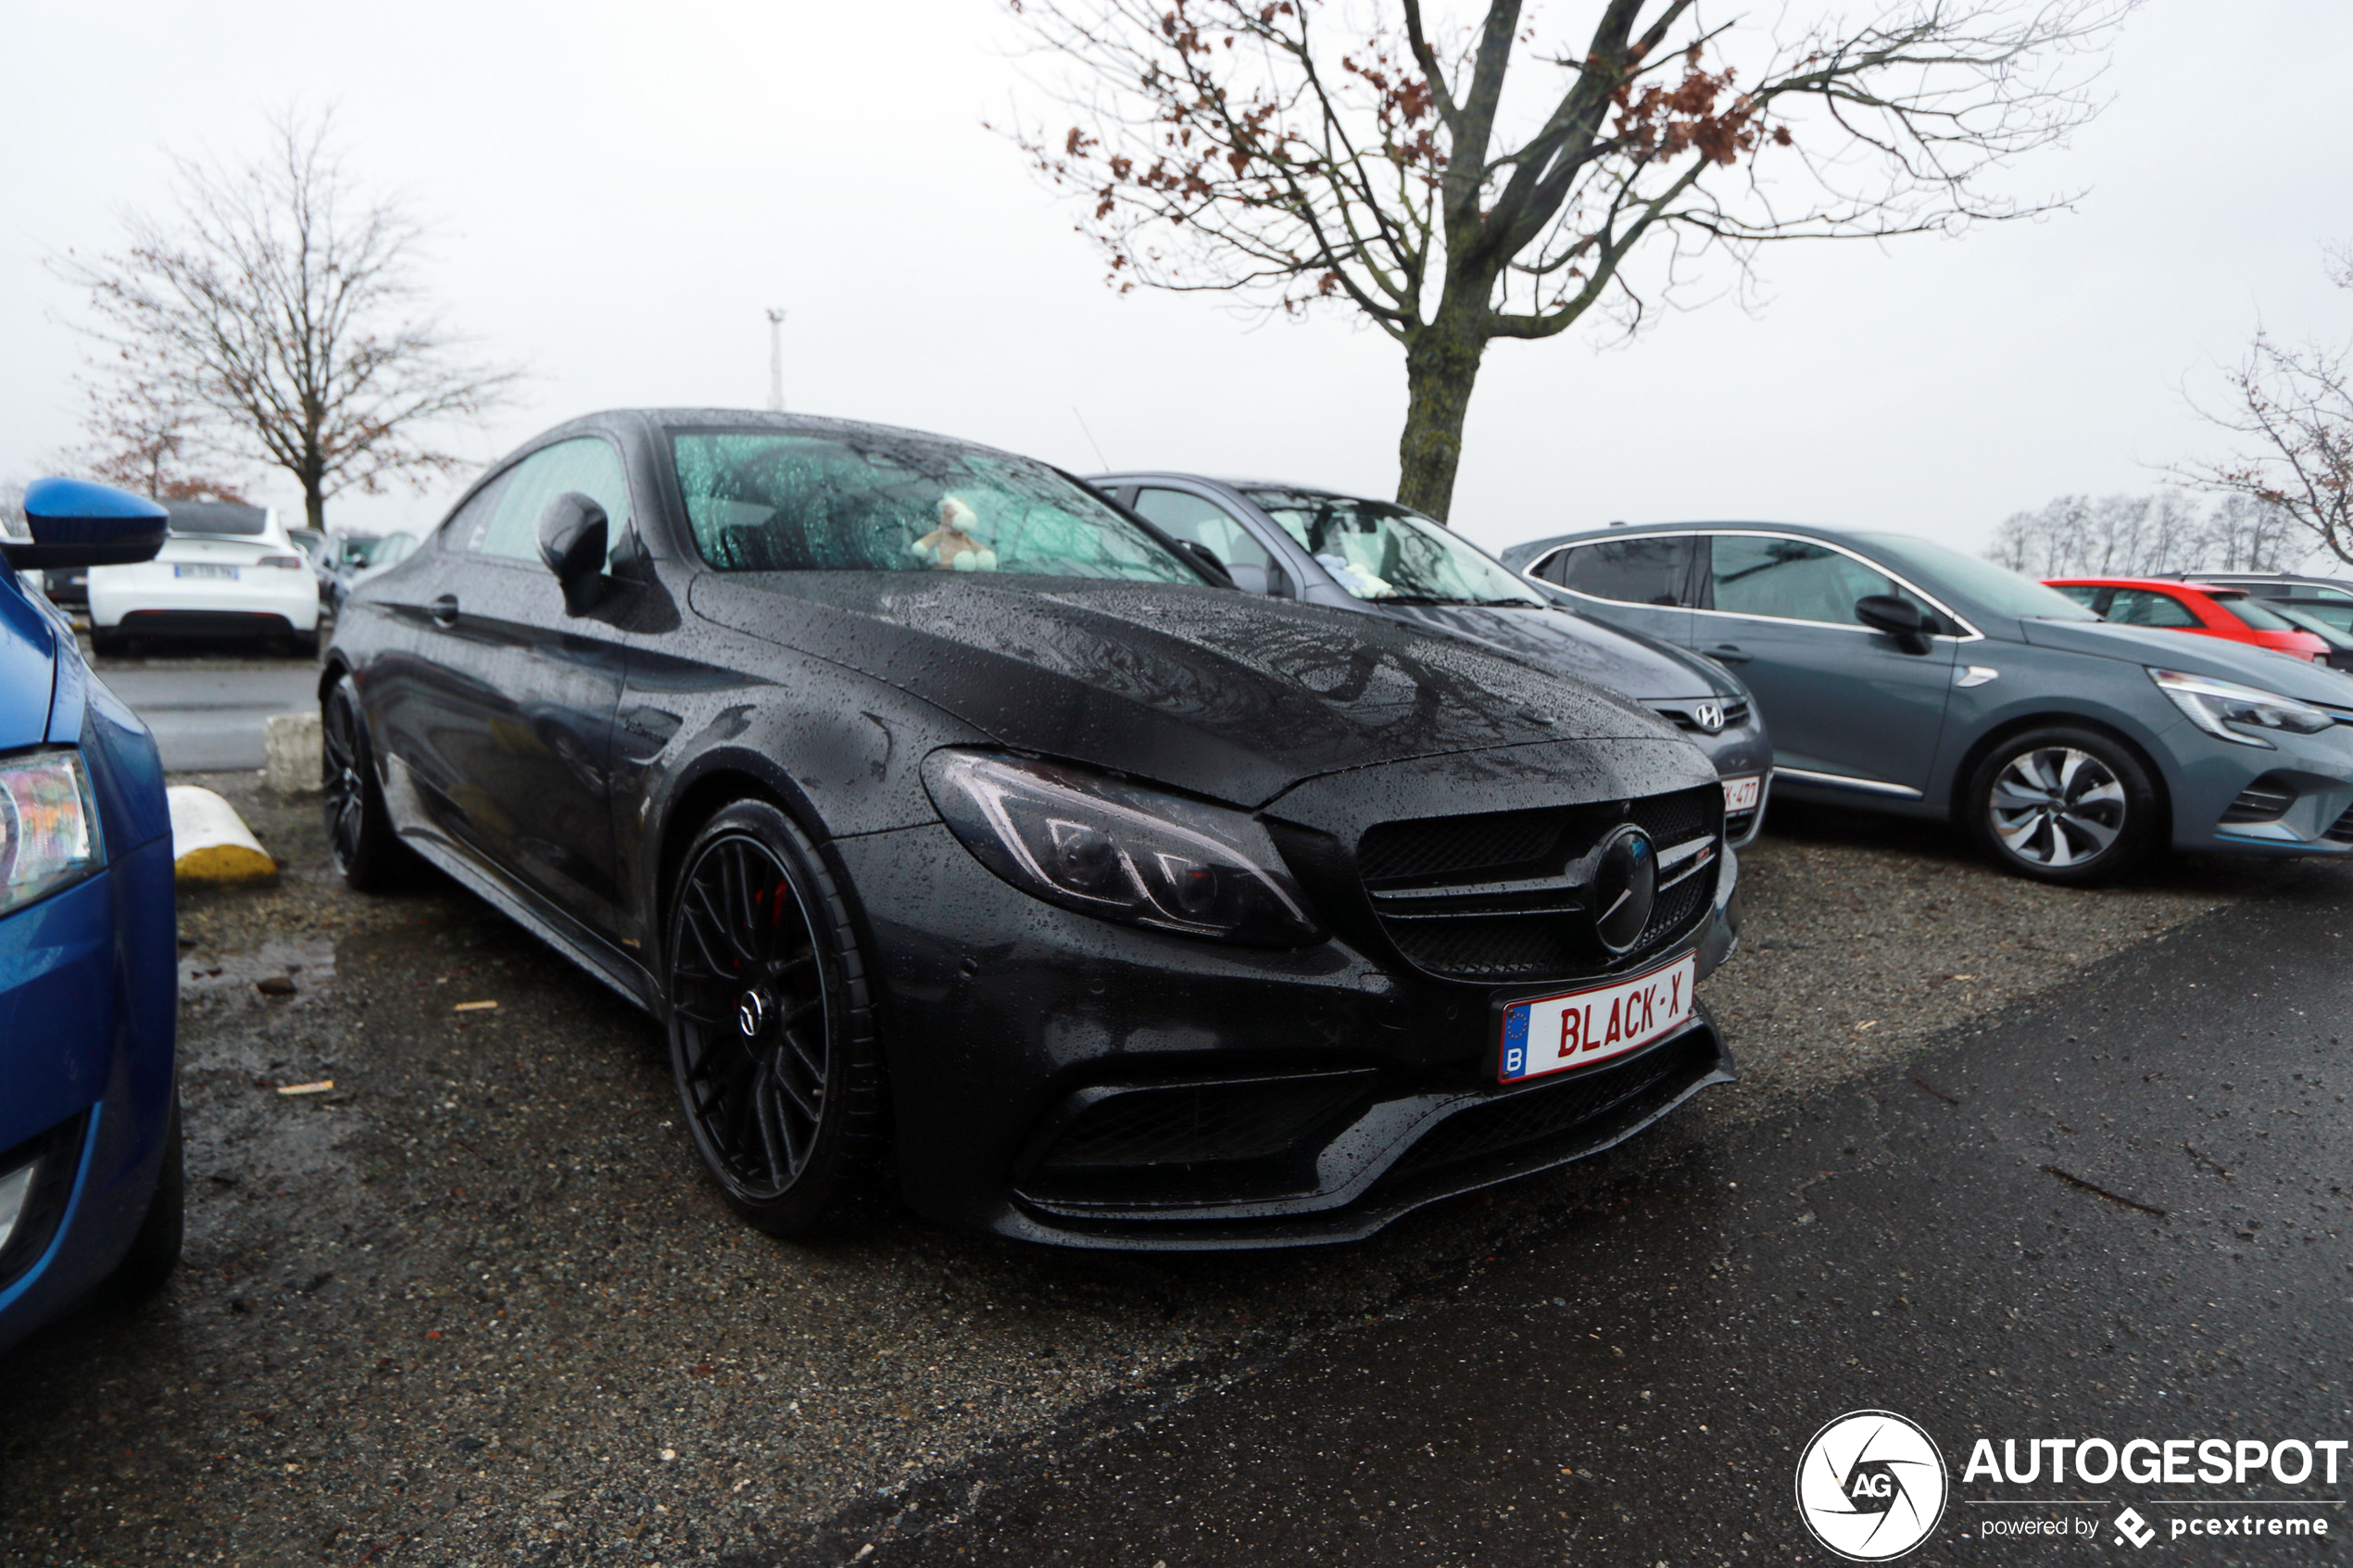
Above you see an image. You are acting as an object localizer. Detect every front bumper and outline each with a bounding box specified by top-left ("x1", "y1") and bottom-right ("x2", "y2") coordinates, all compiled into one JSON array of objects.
[
  {"x1": 2168, "y1": 717, "x2": 2353, "y2": 857},
  {"x1": 833, "y1": 822, "x2": 1740, "y2": 1250},
  {"x1": 0, "y1": 840, "x2": 178, "y2": 1355}
]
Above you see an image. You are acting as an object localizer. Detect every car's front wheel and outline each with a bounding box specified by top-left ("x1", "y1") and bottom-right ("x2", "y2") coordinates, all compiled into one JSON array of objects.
[
  {"x1": 664, "y1": 801, "x2": 885, "y2": 1237},
  {"x1": 1966, "y1": 725, "x2": 2158, "y2": 884}
]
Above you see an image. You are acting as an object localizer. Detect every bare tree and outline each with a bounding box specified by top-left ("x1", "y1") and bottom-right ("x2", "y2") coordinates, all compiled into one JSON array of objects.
[
  {"x1": 57, "y1": 368, "x2": 250, "y2": 502},
  {"x1": 55, "y1": 111, "x2": 517, "y2": 532},
  {"x1": 1001, "y1": 0, "x2": 2127, "y2": 518},
  {"x1": 2178, "y1": 243, "x2": 2352, "y2": 565},
  {"x1": 1988, "y1": 490, "x2": 2298, "y2": 577}
]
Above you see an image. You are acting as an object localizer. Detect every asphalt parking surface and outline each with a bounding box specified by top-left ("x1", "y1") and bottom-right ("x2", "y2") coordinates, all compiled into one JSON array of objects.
[
  {"x1": 851, "y1": 856, "x2": 2353, "y2": 1566},
  {"x1": 0, "y1": 759, "x2": 2335, "y2": 1566},
  {"x1": 87, "y1": 648, "x2": 321, "y2": 771}
]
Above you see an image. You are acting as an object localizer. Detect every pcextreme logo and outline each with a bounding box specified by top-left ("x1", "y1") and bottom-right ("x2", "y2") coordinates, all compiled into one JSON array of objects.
[{"x1": 1795, "y1": 1410, "x2": 1950, "y2": 1562}]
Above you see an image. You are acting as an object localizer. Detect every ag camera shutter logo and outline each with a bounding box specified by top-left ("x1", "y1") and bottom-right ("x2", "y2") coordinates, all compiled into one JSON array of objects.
[{"x1": 1796, "y1": 1410, "x2": 1948, "y2": 1561}]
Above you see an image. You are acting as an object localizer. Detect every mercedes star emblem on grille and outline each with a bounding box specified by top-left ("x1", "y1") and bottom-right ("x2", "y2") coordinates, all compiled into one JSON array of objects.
[{"x1": 1591, "y1": 824, "x2": 1658, "y2": 953}]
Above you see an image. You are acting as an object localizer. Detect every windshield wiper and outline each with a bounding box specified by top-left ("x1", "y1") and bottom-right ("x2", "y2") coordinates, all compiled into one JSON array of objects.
[{"x1": 1378, "y1": 593, "x2": 1539, "y2": 608}]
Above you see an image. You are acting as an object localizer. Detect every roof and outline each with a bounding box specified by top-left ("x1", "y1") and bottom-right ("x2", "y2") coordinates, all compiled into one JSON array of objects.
[{"x1": 2043, "y1": 576, "x2": 2252, "y2": 596}]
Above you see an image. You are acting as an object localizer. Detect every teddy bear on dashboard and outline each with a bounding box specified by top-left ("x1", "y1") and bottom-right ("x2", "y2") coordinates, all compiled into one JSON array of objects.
[{"x1": 909, "y1": 496, "x2": 998, "y2": 571}]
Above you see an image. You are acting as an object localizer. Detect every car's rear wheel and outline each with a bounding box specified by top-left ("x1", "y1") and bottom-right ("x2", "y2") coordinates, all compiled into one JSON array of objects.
[
  {"x1": 89, "y1": 628, "x2": 126, "y2": 658},
  {"x1": 1967, "y1": 725, "x2": 2158, "y2": 884},
  {"x1": 664, "y1": 801, "x2": 885, "y2": 1236},
  {"x1": 322, "y1": 675, "x2": 416, "y2": 891}
]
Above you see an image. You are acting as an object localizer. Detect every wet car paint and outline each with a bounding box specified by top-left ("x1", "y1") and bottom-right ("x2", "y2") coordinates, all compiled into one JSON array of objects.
[{"x1": 328, "y1": 410, "x2": 1743, "y2": 1247}]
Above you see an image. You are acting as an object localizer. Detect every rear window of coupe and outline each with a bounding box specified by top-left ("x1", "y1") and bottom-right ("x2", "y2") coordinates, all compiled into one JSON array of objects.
[{"x1": 670, "y1": 432, "x2": 1197, "y2": 584}]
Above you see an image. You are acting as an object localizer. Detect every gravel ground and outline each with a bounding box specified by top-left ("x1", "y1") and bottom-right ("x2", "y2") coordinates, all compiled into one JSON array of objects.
[{"x1": 0, "y1": 779, "x2": 2288, "y2": 1565}]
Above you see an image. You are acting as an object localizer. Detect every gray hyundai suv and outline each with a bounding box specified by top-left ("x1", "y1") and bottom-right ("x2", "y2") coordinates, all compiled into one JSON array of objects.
[{"x1": 1502, "y1": 522, "x2": 2353, "y2": 883}]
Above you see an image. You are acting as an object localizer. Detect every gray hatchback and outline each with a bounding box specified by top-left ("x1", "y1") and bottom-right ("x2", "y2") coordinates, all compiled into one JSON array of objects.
[{"x1": 1502, "y1": 522, "x2": 2353, "y2": 883}]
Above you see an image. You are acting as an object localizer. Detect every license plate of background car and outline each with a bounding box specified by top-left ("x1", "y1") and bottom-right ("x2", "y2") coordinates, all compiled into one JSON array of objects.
[
  {"x1": 1497, "y1": 950, "x2": 1698, "y2": 1085},
  {"x1": 173, "y1": 564, "x2": 238, "y2": 580},
  {"x1": 1721, "y1": 774, "x2": 1761, "y2": 812}
]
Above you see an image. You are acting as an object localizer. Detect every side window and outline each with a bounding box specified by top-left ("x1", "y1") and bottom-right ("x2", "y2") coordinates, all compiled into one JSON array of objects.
[
  {"x1": 1131, "y1": 488, "x2": 1279, "y2": 578},
  {"x1": 472, "y1": 438, "x2": 635, "y2": 564},
  {"x1": 1705, "y1": 535, "x2": 1939, "y2": 628},
  {"x1": 437, "y1": 471, "x2": 511, "y2": 551},
  {"x1": 1547, "y1": 536, "x2": 1694, "y2": 606},
  {"x1": 2104, "y1": 589, "x2": 2199, "y2": 629}
]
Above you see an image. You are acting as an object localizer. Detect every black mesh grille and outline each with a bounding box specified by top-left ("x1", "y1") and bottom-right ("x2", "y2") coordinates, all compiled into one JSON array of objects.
[
  {"x1": 2221, "y1": 776, "x2": 2297, "y2": 824},
  {"x1": 1364, "y1": 785, "x2": 1722, "y2": 984},
  {"x1": 1038, "y1": 1077, "x2": 1370, "y2": 1171},
  {"x1": 1357, "y1": 808, "x2": 1566, "y2": 883},
  {"x1": 1385, "y1": 1032, "x2": 1716, "y2": 1182}
]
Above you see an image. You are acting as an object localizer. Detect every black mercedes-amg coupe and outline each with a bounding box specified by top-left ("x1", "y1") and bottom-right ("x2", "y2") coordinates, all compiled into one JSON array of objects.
[{"x1": 322, "y1": 409, "x2": 1743, "y2": 1248}]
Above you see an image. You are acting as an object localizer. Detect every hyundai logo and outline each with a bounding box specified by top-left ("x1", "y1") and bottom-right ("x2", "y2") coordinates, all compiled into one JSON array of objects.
[
  {"x1": 1591, "y1": 824, "x2": 1658, "y2": 954},
  {"x1": 1692, "y1": 700, "x2": 1725, "y2": 734}
]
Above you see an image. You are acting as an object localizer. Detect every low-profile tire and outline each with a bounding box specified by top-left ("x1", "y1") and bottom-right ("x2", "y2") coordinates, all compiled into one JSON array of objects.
[
  {"x1": 1965, "y1": 724, "x2": 2160, "y2": 884},
  {"x1": 663, "y1": 799, "x2": 886, "y2": 1237},
  {"x1": 104, "y1": 1094, "x2": 183, "y2": 1304},
  {"x1": 321, "y1": 674, "x2": 418, "y2": 892},
  {"x1": 89, "y1": 628, "x2": 126, "y2": 659},
  {"x1": 288, "y1": 629, "x2": 321, "y2": 659}
]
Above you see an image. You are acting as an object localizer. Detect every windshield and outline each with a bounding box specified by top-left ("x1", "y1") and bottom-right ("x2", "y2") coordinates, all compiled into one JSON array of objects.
[
  {"x1": 336, "y1": 535, "x2": 405, "y2": 568},
  {"x1": 1240, "y1": 491, "x2": 1542, "y2": 605},
  {"x1": 672, "y1": 431, "x2": 1197, "y2": 583},
  {"x1": 1852, "y1": 533, "x2": 2098, "y2": 621},
  {"x1": 2253, "y1": 599, "x2": 2350, "y2": 644},
  {"x1": 2208, "y1": 593, "x2": 2299, "y2": 633}
]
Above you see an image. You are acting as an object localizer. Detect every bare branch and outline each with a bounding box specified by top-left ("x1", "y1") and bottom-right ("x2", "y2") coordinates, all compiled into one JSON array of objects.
[{"x1": 50, "y1": 107, "x2": 521, "y2": 530}]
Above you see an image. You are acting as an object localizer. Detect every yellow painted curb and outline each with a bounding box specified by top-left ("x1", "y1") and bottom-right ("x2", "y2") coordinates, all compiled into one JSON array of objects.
[{"x1": 167, "y1": 786, "x2": 279, "y2": 886}]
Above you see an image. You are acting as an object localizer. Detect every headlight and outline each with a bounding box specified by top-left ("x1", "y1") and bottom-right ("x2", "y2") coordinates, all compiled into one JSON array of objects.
[
  {"x1": 0, "y1": 750, "x2": 100, "y2": 915},
  {"x1": 2148, "y1": 668, "x2": 2336, "y2": 748},
  {"x1": 924, "y1": 751, "x2": 1321, "y2": 946}
]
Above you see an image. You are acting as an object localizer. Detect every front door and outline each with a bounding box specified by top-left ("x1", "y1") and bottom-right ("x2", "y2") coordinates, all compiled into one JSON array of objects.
[
  {"x1": 391, "y1": 436, "x2": 637, "y2": 937},
  {"x1": 1693, "y1": 533, "x2": 1957, "y2": 798}
]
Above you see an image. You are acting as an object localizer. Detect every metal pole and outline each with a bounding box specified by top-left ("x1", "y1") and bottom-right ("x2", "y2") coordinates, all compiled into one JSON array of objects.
[{"x1": 766, "y1": 309, "x2": 786, "y2": 412}]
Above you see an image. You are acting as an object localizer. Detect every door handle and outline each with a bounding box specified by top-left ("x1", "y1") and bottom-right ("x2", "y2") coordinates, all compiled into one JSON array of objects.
[
  {"x1": 1705, "y1": 644, "x2": 1752, "y2": 664},
  {"x1": 430, "y1": 594, "x2": 459, "y2": 627}
]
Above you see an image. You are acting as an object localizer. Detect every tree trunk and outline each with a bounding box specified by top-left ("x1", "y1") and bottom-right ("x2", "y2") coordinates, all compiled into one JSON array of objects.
[
  {"x1": 300, "y1": 448, "x2": 327, "y2": 533},
  {"x1": 1394, "y1": 307, "x2": 1490, "y2": 521}
]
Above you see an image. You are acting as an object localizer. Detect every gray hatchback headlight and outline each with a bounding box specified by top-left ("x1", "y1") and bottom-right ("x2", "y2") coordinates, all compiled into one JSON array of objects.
[
  {"x1": 925, "y1": 750, "x2": 1321, "y2": 946},
  {"x1": 2148, "y1": 668, "x2": 2335, "y2": 748}
]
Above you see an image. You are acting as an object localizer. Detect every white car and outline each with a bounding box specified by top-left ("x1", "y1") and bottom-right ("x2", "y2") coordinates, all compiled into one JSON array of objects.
[{"x1": 87, "y1": 500, "x2": 323, "y2": 656}]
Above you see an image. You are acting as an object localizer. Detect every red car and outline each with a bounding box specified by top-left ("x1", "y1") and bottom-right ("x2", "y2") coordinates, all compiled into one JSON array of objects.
[{"x1": 2044, "y1": 576, "x2": 2333, "y2": 664}]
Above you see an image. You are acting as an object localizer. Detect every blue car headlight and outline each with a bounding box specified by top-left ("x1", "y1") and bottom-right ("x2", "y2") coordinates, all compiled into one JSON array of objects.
[
  {"x1": 0, "y1": 749, "x2": 101, "y2": 915},
  {"x1": 2148, "y1": 668, "x2": 2336, "y2": 749},
  {"x1": 925, "y1": 750, "x2": 1321, "y2": 946}
]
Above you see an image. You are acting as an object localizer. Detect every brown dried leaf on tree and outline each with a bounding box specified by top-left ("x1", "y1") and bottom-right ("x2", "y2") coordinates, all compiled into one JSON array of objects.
[
  {"x1": 997, "y1": 0, "x2": 2130, "y2": 519},
  {"x1": 51, "y1": 109, "x2": 519, "y2": 532},
  {"x1": 57, "y1": 369, "x2": 250, "y2": 503}
]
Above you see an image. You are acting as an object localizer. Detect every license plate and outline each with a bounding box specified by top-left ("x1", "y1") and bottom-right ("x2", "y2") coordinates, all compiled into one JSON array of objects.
[
  {"x1": 1721, "y1": 774, "x2": 1762, "y2": 812},
  {"x1": 174, "y1": 563, "x2": 238, "y2": 580},
  {"x1": 1497, "y1": 950, "x2": 1698, "y2": 1084}
]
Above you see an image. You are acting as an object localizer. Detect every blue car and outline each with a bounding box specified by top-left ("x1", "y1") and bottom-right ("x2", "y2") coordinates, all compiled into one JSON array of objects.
[
  {"x1": 1503, "y1": 521, "x2": 2353, "y2": 883},
  {"x1": 0, "y1": 478, "x2": 182, "y2": 1354}
]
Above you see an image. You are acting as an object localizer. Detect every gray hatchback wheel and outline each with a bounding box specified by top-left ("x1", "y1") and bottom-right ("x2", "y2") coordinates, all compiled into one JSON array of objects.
[{"x1": 1967, "y1": 725, "x2": 2158, "y2": 884}]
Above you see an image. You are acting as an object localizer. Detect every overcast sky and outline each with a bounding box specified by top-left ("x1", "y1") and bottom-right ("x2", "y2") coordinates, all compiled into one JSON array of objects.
[{"x1": 4, "y1": 0, "x2": 2347, "y2": 562}]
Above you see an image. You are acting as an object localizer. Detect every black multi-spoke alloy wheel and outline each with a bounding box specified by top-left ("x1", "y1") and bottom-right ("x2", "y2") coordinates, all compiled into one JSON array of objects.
[
  {"x1": 322, "y1": 675, "x2": 416, "y2": 891},
  {"x1": 665, "y1": 801, "x2": 884, "y2": 1236},
  {"x1": 1966, "y1": 724, "x2": 2158, "y2": 884}
]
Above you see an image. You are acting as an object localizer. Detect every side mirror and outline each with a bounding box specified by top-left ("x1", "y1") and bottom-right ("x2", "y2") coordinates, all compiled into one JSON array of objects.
[
  {"x1": 1855, "y1": 593, "x2": 1931, "y2": 653},
  {"x1": 3, "y1": 478, "x2": 169, "y2": 571},
  {"x1": 537, "y1": 492, "x2": 609, "y2": 616}
]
